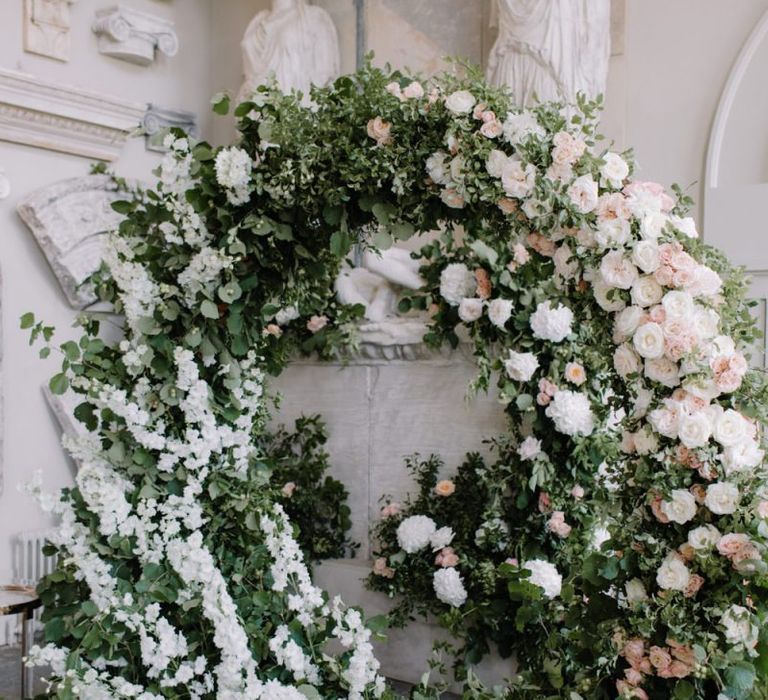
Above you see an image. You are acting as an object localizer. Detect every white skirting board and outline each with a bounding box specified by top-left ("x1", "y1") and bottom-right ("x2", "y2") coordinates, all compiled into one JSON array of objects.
[{"x1": 313, "y1": 559, "x2": 515, "y2": 690}]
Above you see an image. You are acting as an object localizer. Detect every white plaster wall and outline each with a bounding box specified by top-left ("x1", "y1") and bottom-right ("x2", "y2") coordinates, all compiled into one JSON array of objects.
[{"x1": 0, "y1": 0, "x2": 214, "y2": 583}]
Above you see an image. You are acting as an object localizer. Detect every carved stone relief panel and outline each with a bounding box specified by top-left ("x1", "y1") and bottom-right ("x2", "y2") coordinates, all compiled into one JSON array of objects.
[
  {"x1": 17, "y1": 175, "x2": 128, "y2": 308},
  {"x1": 23, "y1": 0, "x2": 78, "y2": 62}
]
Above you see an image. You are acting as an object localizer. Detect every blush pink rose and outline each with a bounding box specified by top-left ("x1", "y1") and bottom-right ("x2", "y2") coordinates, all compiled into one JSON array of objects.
[{"x1": 435, "y1": 546, "x2": 459, "y2": 567}]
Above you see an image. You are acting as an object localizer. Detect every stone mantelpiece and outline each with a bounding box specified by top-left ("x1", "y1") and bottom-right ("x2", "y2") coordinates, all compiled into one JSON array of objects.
[{"x1": 271, "y1": 334, "x2": 508, "y2": 558}]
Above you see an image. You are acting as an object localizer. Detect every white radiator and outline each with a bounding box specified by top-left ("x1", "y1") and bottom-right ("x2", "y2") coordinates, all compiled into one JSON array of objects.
[{"x1": 0, "y1": 529, "x2": 57, "y2": 647}]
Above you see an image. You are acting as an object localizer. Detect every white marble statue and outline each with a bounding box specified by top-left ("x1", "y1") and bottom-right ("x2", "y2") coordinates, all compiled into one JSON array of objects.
[
  {"x1": 238, "y1": 0, "x2": 340, "y2": 104},
  {"x1": 486, "y1": 0, "x2": 611, "y2": 106},
  {"x1": 335, "y1": 247, "x2": 425, "y2": 323}
]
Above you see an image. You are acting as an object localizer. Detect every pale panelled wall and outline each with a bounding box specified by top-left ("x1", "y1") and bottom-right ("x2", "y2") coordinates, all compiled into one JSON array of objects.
[{"x1": 0, "y1": 0, "x2": 213, "y2": 583}]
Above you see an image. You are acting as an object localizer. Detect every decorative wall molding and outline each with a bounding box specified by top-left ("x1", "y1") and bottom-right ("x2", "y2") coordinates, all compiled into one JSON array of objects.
[
  {"x1": 92, "y1": 5, "x2": 179, "y2": 66},
  {"x1": 0, "y1": 169, "x2": 9, "y2": 199},
  {"x1": 703, "y1": 8, "x2": 768, "y2": 268},
  {"x1": 17, "y1": 175, "x2": 129, "y2": 308},
  {"x1": 0, "y1": 68, "x2": 146, "y2": 161},
  {"x1": 23, "y1": 0, "x2": 78, "y2": 62},
  {"x1": 705, "y1": 7, "x2": 768, "y2": 191},
  {"x1": 142, "y1": 104, "x2": 197, "y2": 152}
]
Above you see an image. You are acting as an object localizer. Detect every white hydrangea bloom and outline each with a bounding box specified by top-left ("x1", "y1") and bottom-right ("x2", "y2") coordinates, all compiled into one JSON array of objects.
[
  {"x1": 530, "y1": 301, "x2": 574, "y2": 342},
  {"x1": 439, "y1": 263, "x2": 476, "y2": 306},
  {"x1": 523, "y1": 559, "x2": 562, "y2": 599},
  {"x1": 432, "y1": 567, "x2": 467, "y2": 607},
  {"x1": 545, "y1": 390, "x2": 595, "y2": 436},
  {"x1": 396, "y1": 515, "x2": 437, "y2": 553}
]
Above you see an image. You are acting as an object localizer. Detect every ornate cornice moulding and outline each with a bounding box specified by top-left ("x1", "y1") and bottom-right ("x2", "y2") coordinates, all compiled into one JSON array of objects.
[
  {"x1": 93, "y1": 5, "x2": 179, "y2": 66},
  {"x1": 0, "y1": 68, "x2": 146, "y2": 161}
]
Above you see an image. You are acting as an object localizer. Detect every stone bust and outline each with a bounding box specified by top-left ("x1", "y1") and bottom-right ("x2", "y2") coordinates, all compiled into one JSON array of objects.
[{"x1": 238, "y1": 0, "x2": 340, "y2": 104}]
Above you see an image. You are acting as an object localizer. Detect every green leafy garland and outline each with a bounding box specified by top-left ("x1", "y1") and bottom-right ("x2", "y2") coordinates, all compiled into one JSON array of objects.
[{"x1": 22, "y1": 59, "x2": 768, "y2": 700}]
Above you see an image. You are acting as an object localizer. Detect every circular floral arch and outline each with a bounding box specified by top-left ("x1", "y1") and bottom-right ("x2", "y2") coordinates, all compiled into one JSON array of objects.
[{"x1": 24, "y1": 63, "x2": 768, "y2": 700}]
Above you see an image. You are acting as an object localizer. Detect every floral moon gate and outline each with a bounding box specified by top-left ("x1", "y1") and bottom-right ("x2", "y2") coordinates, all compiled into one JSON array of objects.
[{"x1": 23, "y1": 63, "x2": 768, "y2": 699}]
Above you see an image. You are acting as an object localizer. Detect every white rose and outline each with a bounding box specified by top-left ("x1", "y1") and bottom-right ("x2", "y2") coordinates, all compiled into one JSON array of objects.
[
  {"x1": 639, "y1": 211, "x2": 668, "y2": 240},
  {"x1": 633, "y1": 426, "x2": 658, "y2": 455},
  {"x1": 648, "y1": 407, "x2": 680, "y2": 439},
  {"x1": 613, "y1": 343, "x2": 641, "y2": 378},
  {"x1": 693, "y1": 307, "x2": 720, "y2": 340},
  {"x1": 403, "y1": 80, "x2": 425, "y2": 99},
  {"x1": 632, "y1": 386, "x2": 653, "y2": 418},
  {"x1": 656, "y1": 554, "x2": 690, "y2": 591},
  {"x1": 445, "y1": 90, "x2": 476, "y2": 114},
  {"x1": 687, "y1": 524, "x2": 721, "y2": 550},
  {"x1": 545, "y1": 390, "x2": 595, "y2": 436},
  {"x1": 426, "y1": 151, "x2": 451, "y2": 185},
  {"x1": 662, "y1": 290, "x2": 695, "y2": 319},
  {"x1": 678, "y1": 411, "x2": 713, "y2": 448},
  {"x1": 504, "y1": 350, "x2": 539, "y2": 381},
  {"x1": 553, "y1": 243, "x2": 578, "y2": 280},
  {"x1": 624, "y1": 578, "x2": 648, "y2": 605},
  {"x1": 687, "y1": 265, "x2": 722, "y2": 297},
  {"x1": 631, "y1": 241, "x2": 661, "y2": 273},
  {"x1": 644, "y1": 357, "x2": 680, "y2": 388},
  {"x1": 713, "y1": 409, "x2": 748, "y2": 448},
  {"x1": 721, "y1": 605, "x2": 758, "y2": 651},
  {"x1": 633, "y1": 322, "x2": 665, "y2": 359},
  {"x1": 710, "y1": 335, "x2": 736, "y2": 358},
  {"x1": 600, "y1": 152, "x2": 629, "y2": 189},
  {"x1": 518, "y1": 436, "x2": 542, "y2": 460},
  {"x1": 630, "y1": 276, "x2": 663, "y2": 308},
  {"x1": 670, "y1": 215, "x2": 698, "y2": 239},
  {"x1": 567, "y1": 174, "x2": 599, "y2": 214},
  {"x1": 661, "y1": 489, "x2": 697, "y2": 524},
  {"x1": 614, "y1": 305, "x2": 644, "y2": 342},
  {"x1": 592, "y1": 276, "x2": 627, "y2": 312},
  {"x1": 430, "y1": 526, "x2": 454, "y2": 551},
  {"x1": 594, "y1": 218, "x2": 630, "y2": 250},
  {"x1": 721, "y1": 439, "x2": 764, "y2": 476},
  {"x1": 501, "y1": 158, "x2": 536, "y2": 199},
  {"x1": 523, "y1": 559, "x2": 562, "y2": 599},
  {"x1": 600, "y1": 251, "x2": 638, "y2": 290},
  {"x1": 486, "y1": 149, "x2": 509, "y2": 178},
  {"x1": 440, "y1": 263, "x2": 476, "y2": 306},
  {"x1": 705, "y1": 482, "x2": 740, "y2": 515},
  {"x1": 396, "y1": 515, "x2": 437, "y2": 553},
  {"x1": 530, "y1": 301, "x2": 574, "y2": 343},
  {"x1": 458, "y1": 298, "x2": 484, "y2": 323},
  {"x1": 502, "y1": 111, "x2": 545, "y2": 145},
  {"x1": 433, "y1": 567, "x2": 467, "y2": 607},
  {"x1": 488, "y1": 298, "x2": 514, "y2": 330},
  {"x1": 683, "y1": 376, "x2": 720, "y2": 402}
]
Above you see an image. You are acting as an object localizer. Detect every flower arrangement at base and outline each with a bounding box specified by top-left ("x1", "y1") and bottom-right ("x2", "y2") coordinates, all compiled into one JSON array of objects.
[{"x1": 19, "y1": 58, "x2": 768, "y2": 699}]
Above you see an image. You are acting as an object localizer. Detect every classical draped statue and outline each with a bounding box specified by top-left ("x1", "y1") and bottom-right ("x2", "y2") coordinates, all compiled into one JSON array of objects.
[
  {"x1": 238, "y1": 0, "x2": 340, "y2": 104},
  {"x1": 486, "y1": 0, "x2": 611, "y2": 106}
]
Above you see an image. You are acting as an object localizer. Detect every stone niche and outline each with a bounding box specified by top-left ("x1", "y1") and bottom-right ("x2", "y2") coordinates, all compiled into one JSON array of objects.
[{"x1": 270, "y1": 328, "x2": 512, "y2": 686}]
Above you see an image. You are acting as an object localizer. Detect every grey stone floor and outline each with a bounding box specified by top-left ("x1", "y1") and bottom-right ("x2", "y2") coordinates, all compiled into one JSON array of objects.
[{"x1": 0, "y1": 645, "x2": 47, "y2": 699}]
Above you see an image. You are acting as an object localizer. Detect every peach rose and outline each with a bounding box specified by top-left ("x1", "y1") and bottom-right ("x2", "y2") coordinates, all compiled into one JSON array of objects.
[
  {"x1": 571, "y1": 485, "x2": 585, "y2": 500},
  {"x1": 684, "y1": 573, "x2": 704, "y2": 598},
  {"x1": 668, "y1": 640, "x2": 696, "y2": 667},
  {"x1": 263, "y1": 323, "x2": 283, "y2": 337},
  {"x1": 366, "y1": 116, "x2": 393, "y2": 146},
  {"x1": 648, "y1": 646, "x2": 672, "y2": 671},
  {"x1": 538, "y1": 491, "x2": 552, "y2": 513},
  {"x1": 564, "y1": 362, "x2": 587, "y2": 386},
  {"x1": 624, "y1": 667, "x2": 644, "y2": 686},
  {"x1": 380, "y1": 502, "x2": 401, "y2": 518},
  {"x1": 306, "y1": 315, "x2": 328, "y2": 333},
  {"x1": 475, "y1": 268, "x2": 492, "y2": 300},
  {"x1": 435, "y1": 546, "x2": 459, "y2": 568},
  {"x1": 373, "y1": 557, "x2": 395, "y2": 578},
  {"x1": 622, "y1": 639, "x2": 646, "y2": 666},
  {"x1": 526, "y1": 232, "x2": 556, "y2": 257},
  {"x1": 717, "y1": 533, "x2": 750, "y2": 557},
  {"x1": 649, "y1": 493, "x2": 670, "y2": 524},
  {"x1": 547, "y1": 511, "x2": 572, "y2": 538},
  {"x1": 480, "y1": 119, "x2": 503, "y2": 139},
  {"x1": 281, "y1": 482, "x2": 296, "y2": 498},
  {"x1": 435, "y1": 479, "x2": 456, "y2": 497},
  {"x1": 498, "y1": 198, "x2": 518, "y2": 215}
]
